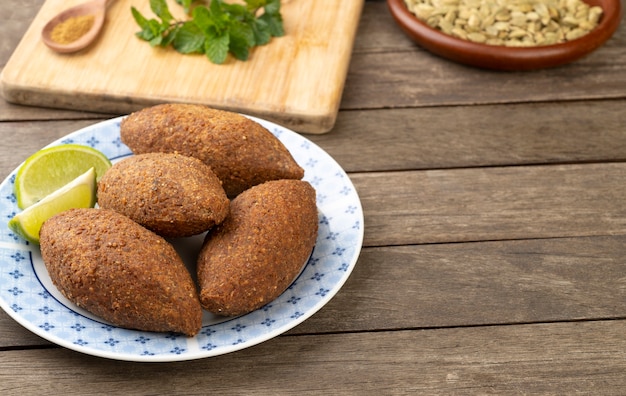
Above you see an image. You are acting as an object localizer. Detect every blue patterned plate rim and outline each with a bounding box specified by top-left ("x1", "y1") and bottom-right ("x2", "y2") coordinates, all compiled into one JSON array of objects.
[{"x1": 0, "y1": 115, "x2": 364, "y2": 362}]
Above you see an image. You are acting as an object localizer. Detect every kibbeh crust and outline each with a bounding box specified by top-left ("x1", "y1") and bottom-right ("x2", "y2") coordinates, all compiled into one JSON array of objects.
[
  {"x1": 97, "y1": 153, "x2": 229, "y2": 237},
  {"x1": 120, "y1": 103, "x2": 304, "y2": 197},
  {"x1": 39, "y1": 208, "x2": 202, "y2": 336},
  {"x1": 197, "y1": 179, "x2": 318, "y2": 316}
]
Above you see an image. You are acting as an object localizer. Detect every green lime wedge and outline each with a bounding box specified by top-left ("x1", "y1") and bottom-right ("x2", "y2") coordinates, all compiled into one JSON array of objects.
[
  {"x1": 15, "y1": 144, "x2": 111, "y2": 209},
  {"x1": 8, "y1": 167, "x2": 97, "y2": 244}
]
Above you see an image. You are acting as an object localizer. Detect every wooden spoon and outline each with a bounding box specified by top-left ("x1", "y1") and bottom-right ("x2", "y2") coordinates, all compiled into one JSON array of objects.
[{"x1": 41, "y1": 0, "x2": 116, "y2": 53}]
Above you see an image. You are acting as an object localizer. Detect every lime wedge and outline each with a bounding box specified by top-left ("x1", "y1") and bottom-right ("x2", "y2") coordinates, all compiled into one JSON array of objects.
[
  {"x1": 15, "y1": 144, "x2": 111, "y2": 209},
  {"x1": 8, "y1": 168, "x2": 97, "y2": 244}
]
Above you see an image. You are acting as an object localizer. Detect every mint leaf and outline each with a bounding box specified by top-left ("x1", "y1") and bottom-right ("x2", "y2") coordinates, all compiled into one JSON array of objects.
[
  {"x1": 205, "y1": 31, "x2": 230, "y2": 64},
  {"x1": 251, "y1": 18, "x2": 271, "y2": 46},
  {"x1": 148, "y1": 35, "x2": 164, "y2": 47},
  {"x1": 263, "y1": 0, "x2": 282, "y2": 16},
  {"x1": 229, "y1": 41, "x2": 250, "y2": 61},
  {"x1": 175, "y1": 0, "x2": 195, "y2": 14},
  {"x1": 172, "y1": 22, "x2": 205, "y2": 54},
  {"x1": 244, "y1": 0, "x2": 270, "y2": 11},
  {"x1": 131, "y1": 0, "x2": 284, "y2": 64},
  {"x1": 150, "y1": 0, "x2": 174, "y2": 25},
  {"x1": 131, "y1": 7, "x2": 162, "y2": 42},
  {"x1": 208, "y1": 0, "x2": 226, "y2": 24},
  {"x1": 131, "y1": 7, "x2": 150, "y2": 30},
  {"x1": 230, "y1": 20, "x2": 256, "y2": 48},
  {"x1": 259, "y1": 11, "x2": 284, "y2": 37},
  {"x1": 192, "y1": 5, "x2": 213, "y2": 33},
  {"x1": 222, "y1": 2, "x2": 249, "y2": 19},
  {"x1": 228, "y1": 21, "x2": 255, "y2": 60}
]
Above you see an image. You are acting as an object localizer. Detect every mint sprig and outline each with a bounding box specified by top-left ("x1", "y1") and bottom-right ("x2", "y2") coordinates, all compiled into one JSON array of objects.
[{"x1": 131, "y1": 0, "x2": 284, "y2": 64}]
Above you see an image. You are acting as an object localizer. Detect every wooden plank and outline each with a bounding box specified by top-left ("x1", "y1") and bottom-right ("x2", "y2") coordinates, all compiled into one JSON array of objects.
[
  {"x1": 353, "y1": 163, "x2": 626, "y2": 246},
  {"x1": 341, "y1": 46, "x2": 626, "y2": 110},
  {"x1": 1, "y1": 0, "x2": 364, "y2": 133},
  {"x1": 0, "y1": 0, "x2": 42, "y2": 68},
  {"x1": 294, "y1": 235, "x2": 626, "y2": 334},
  {"x1": 3, "y1": 99, "x2": 626, "y2": 174},
  {"x1": 4, "y1": 235, "x2": 626, "y2": 347},
  {"x1": 308, "y1": 100, "x2": 626, "y2": 172},
  {"x1": 0, "y1": 309, "x2": 49, "y2": 348},
  {"x1": 2, "y1": 320, "x2": 626, "y2": 394},
  {"x1": 0, "y1": 120, "x2": 98, "y2": 177},
  {"x1": 0, "y1": 98, "x2": 112, "y2": 122}
]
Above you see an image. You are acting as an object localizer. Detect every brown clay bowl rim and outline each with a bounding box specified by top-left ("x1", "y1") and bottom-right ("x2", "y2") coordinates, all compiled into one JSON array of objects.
[{"x1": 387, "y1": 0, "x2": 623, "y2": 70}]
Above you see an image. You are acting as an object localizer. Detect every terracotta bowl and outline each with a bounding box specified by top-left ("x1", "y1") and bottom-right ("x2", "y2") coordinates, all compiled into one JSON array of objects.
[{"x1": 387, "y1": 0, "x2": 623, "y2": 70}]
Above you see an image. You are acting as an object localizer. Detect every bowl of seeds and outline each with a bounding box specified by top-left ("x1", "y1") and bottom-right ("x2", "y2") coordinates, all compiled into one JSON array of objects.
[{"x1": 387, "y1": 0, "x2": 623, "y2": 70}]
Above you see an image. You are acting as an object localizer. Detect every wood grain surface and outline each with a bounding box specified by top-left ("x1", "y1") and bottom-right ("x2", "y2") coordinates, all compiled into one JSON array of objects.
[
  {"x1": 2, "y1": 0, "x2": 626, "y2": 394},
  {"x1": 3, "y1": 320, "x2": 626, "y2": 394},
  {"x1": 0, "y1": 0, "x2": 364, "y2": 133}
]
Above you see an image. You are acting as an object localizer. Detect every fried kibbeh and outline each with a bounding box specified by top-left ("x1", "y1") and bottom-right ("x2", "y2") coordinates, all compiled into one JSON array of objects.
[
  {"x1": 120, "y1": 104, "x2": 304, "y2": 197},
  {"x1": 98, "y1": 153, "x2": 229, "y2": 237},
  {"x1": 197, "y1": 179, "x2": 318, "y2": 316},
  {"x1": 39, "y1": 208, "x2": 202, "y2": 336}
]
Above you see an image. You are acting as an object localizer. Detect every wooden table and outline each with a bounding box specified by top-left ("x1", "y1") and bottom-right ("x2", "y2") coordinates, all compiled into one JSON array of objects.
[{"x1": 2, "y1": 0, "x2": 626, "y2": 393}]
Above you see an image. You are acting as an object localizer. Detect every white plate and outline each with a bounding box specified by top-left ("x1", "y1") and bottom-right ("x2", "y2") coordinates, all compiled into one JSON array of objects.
[{"x1": 0, "y1": 116, "x2": 364, "y2": 362}]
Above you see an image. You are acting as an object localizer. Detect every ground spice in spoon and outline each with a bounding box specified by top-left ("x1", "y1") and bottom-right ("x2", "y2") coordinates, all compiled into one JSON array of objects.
[{"x1": 50, "y1": 14, "x2": 95, "y2": 44}]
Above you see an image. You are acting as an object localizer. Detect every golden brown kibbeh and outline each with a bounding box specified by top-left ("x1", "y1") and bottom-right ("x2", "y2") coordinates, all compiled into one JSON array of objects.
[
  {"x1": 39, "y1": 208, "x2": 202, "y2": 336},
  {"x1": 98, "y1": 153, "x2": 229, "y2": 237},
  {"x1": 120, "y1": 103, "x2": 304, "y2": 197},
  {"x1": 197, "y1": 179, "x2": 318, "y2": 316}
]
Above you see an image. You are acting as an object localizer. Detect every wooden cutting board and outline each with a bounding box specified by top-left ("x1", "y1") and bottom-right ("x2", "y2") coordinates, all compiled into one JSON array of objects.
[{"x1": 0, "y1": 0, "x2": 364, "y2": 133}]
